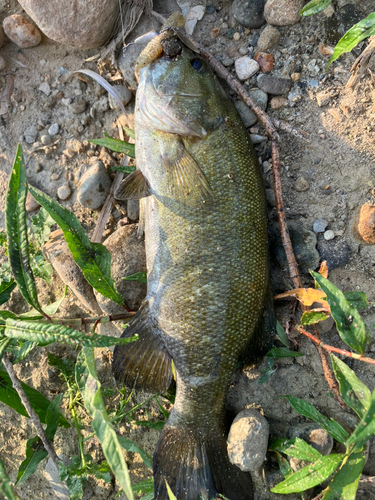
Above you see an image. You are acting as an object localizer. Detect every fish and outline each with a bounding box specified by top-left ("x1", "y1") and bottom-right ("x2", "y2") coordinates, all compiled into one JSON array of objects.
[{"x1": 112, "y1": 34, "x2": 275, "y2": 500}]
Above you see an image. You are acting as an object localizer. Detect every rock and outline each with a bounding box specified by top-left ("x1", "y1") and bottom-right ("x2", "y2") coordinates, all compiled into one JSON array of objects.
[
  {"x1": 254, "y1": 52, "x2": 275, "y2": 72},
  {"x1": 227, "y1": 409, "x2": 269, "y2": 471},
  {"x1": 235, "y1": 56, "x2": 260, "y2": 80},
  {"x1": 77, "y1": 161, "x2": 112, "y2": 210},
  {"x1": 43, "y1": 229, "x2": 102, "y2": 314},
  {"x1": 235, "y1": 89, "x2": 268, "y2": 127},
  {"x1": 324, "y1": 229, "x2": 335, "y2": 241},
  {"x1": 3, "y1": 14, "x2": 42, "y2": 48},
  {"x1": 41, "y1": 134, "x2": 52, "y2": 146},
  {"x1": 109, "y1": 85, "x2": 133, "y2": 110},
  {"x1": 232, "y1": 0, "x2": 266, "y2": 29},
  {"x1": 69, "y1": 99, "x2": 87, "y2": 114},
  {"x1": 185, "y1": 5, "x2": 205, "y2": 35},
  {"x1": 92, "y1": 96, "x2": 109, "y2": 114},
  {"x1": 317, "y1": 238, "x2": 351, "y2": 270},
  {"x1": 316, "y1": 91, "x2": 331, "y2": 107},
  {"x1": 288, "y1": 423, "x2": 333, "y2": 456},
  {"x1": 294, "y1": 177, "x2": 309, "y2": 192},
  {"x1": 25, "y1": 191, "x2": 40, "y2": 211},
  {"x1": 118, "y1": 43, "x2": 144, "y2": 90},
  {"x1": 48, "y1": 123, "x2": 59, "y2": 136},
  {"x1": 357, "y1": 204, "x2": 375, "y2": 244},
  {"x1": 57, "y1": 185, "x2": 71, "y2": 200},
  {"x1": 94, "y1": 225, "x2": 146, "y2": 314},
  {"x1": 264, "y1": 0, "x2": 305, "y2": 26},
  {"x1": 0, "y1": 26, "x2": 4, "y2": 49},
  {"x1": 66, "y1": 138, "x2": 84, "y2": 154},
  {"x1": 0, "y1": 56, "x2": 6, "y2": 71},
  {"x1": 313, "y1": 219, "x2": 328, "y2": 233},
  {"x1": 39, "y1": 82, "x2": 51, "y2": 96},
  {"x1": 250, "y1": 134, "x2": 267, "y2": 144},
  {"x1": 127, "y1": 199, "x2": 139, "y2": 221},
  {"x1": 17, "y1": 0, "x2": 120, "y2": 49},
  {"x1": 50, "y1": 173, "x2": 60, "y2": 181},
  {"x1": 257, "y1": 24, "x2": 281, "y2": 51},
  {"x1": 270, "y1": 96, "x2": 287, "y2": 109},
  {"x1": 291, "y1": 72, "x2": 301, "y2": 81},
  {"x1": 316, "y1": 315, "x2": 334, "y2": 334},
  {"x1": 257, "y1": 75, "x2": 292, "y2": 94},
  {"x1": 24, "y1": 125, "x2": 38, "y2": 144},
  {"x1": 222, "y1": 57, "x2": 234, "y2": 67}
]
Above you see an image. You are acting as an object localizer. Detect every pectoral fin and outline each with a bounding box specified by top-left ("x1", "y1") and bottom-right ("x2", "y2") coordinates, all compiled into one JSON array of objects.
[
  {"x1": 159, "y1": 139, "x2": 213, "y2": 205},
  {"x1": 114, "y1": 170, "x2": 152, "y2": 200}
]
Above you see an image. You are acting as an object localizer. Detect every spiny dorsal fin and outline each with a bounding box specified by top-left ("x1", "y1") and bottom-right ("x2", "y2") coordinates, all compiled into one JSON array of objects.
[
  {"x1": 114, "y1": 170, "x2": 152, "y2": 200},
  {"x1": 159, "y1": 139, "x2": 213, "y2": 206}
]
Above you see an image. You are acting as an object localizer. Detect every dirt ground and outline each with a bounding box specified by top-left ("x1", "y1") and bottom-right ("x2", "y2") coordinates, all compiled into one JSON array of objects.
[{"x1": 1, "y1": 0, "x2": 375, "y2": 499}]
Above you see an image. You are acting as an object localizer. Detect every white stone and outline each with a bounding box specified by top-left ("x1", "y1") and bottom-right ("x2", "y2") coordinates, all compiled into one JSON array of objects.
[
  {"x1": 39, "y1": 81, "x2": 51, "y2": 96},
  {"x1": 57, "y1": 185, "x2": 71, "y2": 200},
  {"x1": 185, "y1": 5, "x2": 205, "y2": 35},
  {"x1": 235, "y1": 57, "x2": 259, "y2": 81},
  {"x1": 48, "y1": 123, "x2": 59, "y2": 135},
  {"x1": 324, "y1": 230, "x2": 335, "y2": 241}
]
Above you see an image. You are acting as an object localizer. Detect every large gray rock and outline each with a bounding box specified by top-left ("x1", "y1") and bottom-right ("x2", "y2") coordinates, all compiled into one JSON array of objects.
[
  {"x1": 264, "y1": 0, "x2": 305, "y2": 26},
  {"x1": 94, "y1": 224, "x2": 146, "y2": 314},
  {"x1": 17, "y1": 0, "x2": 120, "y2": 49},
  {"x1": 77, "y1": 161, "x2": 112, "y2": 210},
  {"x1": 232, "y1": 0, "x2": 266, "y2": 29}
]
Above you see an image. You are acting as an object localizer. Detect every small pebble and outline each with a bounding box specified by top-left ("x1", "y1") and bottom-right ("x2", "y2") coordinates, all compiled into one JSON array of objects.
[
  {"x1": 270, "y1": 96, "x2": 287, "y2": 109},
  {"x1": 50, "y1": 173, "x2": 60, "y2": 181},
  {"x1": 57, "y1": 185, "x2": 71, "y2": 200},
  {"x1": 294, "y1": 177, "x2": 309, "y2": 192},
  {"x1": 3, "y1": 14, "x2": 42, "y2": 48},
  {"x1": 25, "y1": 191, "x2": 40, "y2": 212},
  {"x1": 62, "y1": 98, "x2": 72, "y2": 106},
  {"x1": 41, "y1": 134, "x2": 52, "y2": 145},
  {"x1": 324, "y1": 230, "x2": 335, "y2": 241},
  {"x1": 185, "y1": 5, "x2": 205, "y2": 35},
  {"x1": 222, "y1": 57, "x2": 234, "y2": 67},
  {"x1": 48, "y1": 123, "x2": 59, "y2": 136},
  {"x1": 288, "y1": 423, "x2": 333, "y2": 456},
  {"x1": 108, "y1": 85, "x2": 133, "y2": 110},
  {"x1": 77, "y1": 161, "x2": 112, "y2": 210},
  {"x1": 250, "y1": 134, "x2": 267, "y2": 144},
  {"x1": 233, "y1": 32, "x2": 241, "y2": 41},
  {"x1": 235, "y1": 89, "x2": 268, "y2": 127},
  {"x1": 211, "y1": 27, "x2": 220, "y2": 38},
  {"x1": 239, "y1": 45, "x2": 248, "y2": 55},
  {"x1": 254, "y1": 52, "x2": 275, "y2": 72},
  {"x1": 206, "y1": 5, "x2": 216, "y2": 14},
  {"x1": 34, "y1": 162, "x2": 42, "y2": 173},
  {"x1": 291, "y1": 72, "x2": 301, "y2": 81},
  {"x1": 58, "y1": 66, "x2": 68, "y2": 75},
  {"x1": 69, "y1": 99, "x2": 87, "y2": 114},
  {"x1": 38, "y1": 82, "x2": 51, "y2": 96},
  {"x1": 313, "y1": 219, "x2": 328, "y2": 233},
  {"x1": 127, "y1": 199, "x2": 140, "y2": 221},
  {"x1": 257, "y1": 25, "x2": 281, "y2": 51},
  {"x1": 317, "y1": 239, "x2": 351, "y2": 270},
  {"x1": 257, "y1": 75, "x2": 293, "y2": 95},
  {"x1": 316, "y1": 91, "x2": 331, "y2": 107},
  {"x1": 235, "y1": 56, "x2": 259, "y2": 81},
  {"x1": 24, "y1": 125, "x2": 38, "y2": 144}
]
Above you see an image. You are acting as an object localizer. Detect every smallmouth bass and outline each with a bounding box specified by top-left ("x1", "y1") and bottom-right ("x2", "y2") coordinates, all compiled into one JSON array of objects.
[{"x1": 113, "y1": 35, "x2": 275, "y2": 500}]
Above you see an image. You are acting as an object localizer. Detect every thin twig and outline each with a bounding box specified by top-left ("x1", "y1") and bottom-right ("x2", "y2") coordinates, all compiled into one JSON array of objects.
[
  {"x1": 2, "y1": 354, "x2": 60, "y2": 468},
  {"x1": 52, "y1": 311, "x2": 135, "y2": 327}
]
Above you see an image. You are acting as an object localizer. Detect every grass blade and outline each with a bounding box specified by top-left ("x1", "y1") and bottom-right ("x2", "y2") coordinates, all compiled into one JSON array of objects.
[
  {"x1": 300, "y1": 0, "x2": 331, "y2": 16},
  {"x1": 5, "y1": 145, "x2": 42, "y2": 313},
  {"x1": 131, "y1": 477, "x2": 154, "y2": 494},
  {"x1": 322, "y1": 451, "x2": 365, "y2": 500},
  {"x1": 165, "y1": 480, "x2": 178, "y2": 500},
  {"x1": 122, "y1": 272, "x2": 147, "y2": 284},
  {"x1": 270, "y1": 454, "x2": 344, "y2": 494},
  {"x1": 269, "y1": 437, "x2": 322, "y2": 462},
  {"x1": 284, "y1": 396, "x2": 349, "y2": 444},
  {"x1": 28, "y1": 185, "x2": 126, "y2": 308},
  {"x1": 311, "y1": 271, "x2": 370, "y2": 354},
  {"x1": 330, "y1": 354, "x2": 372, "y2": 419},
  {"x1": 117, "y1": 436, "x2": 153, "y2": 469},
  {"x1": 19, "y1": 286, "x2": 68, "y2": 320},
  {"x1": 76, "y1": 347, "x2": 134, "y2": 500},
  {"x1": 346, "y1": 389, "x2": 375, "y2": 450},
  {"x1": 89, "y1": 134, "x2": 135, "y2": 157},
  {"x1": 4, "y1": 318, "x2": 137, "y2": 348},
  {"x1": 276, "y1": 320, "x2": 290, "y2": 347},
  {"x1": 0, "y1": 458, "x2": 19, "y2": 500},
  {"x1": 0, "y1": 280, "x2": 16, "y2": 307}
]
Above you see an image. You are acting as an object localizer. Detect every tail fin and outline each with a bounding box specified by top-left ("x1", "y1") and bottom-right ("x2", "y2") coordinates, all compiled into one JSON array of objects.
[{"x1": 153, "y1": 421, "x2": 253, "y2": 500}]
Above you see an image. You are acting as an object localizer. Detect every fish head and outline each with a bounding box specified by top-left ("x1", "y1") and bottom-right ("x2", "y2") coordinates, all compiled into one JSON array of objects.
[{"x1": 136, "y1": 42, "x2": 225, "y2": 139}]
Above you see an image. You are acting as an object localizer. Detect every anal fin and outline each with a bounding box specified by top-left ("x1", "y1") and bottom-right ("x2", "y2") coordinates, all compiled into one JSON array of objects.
[
  {"x1": 114, "y1": 169, "x2": 152, "y2": 200},
  {"x1": 112, "y1": 301, "x2": 172, "y2": 393}
]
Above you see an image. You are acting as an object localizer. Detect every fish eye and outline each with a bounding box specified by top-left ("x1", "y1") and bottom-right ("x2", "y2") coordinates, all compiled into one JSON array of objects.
[{"x1": 191, "y1": 58, "x2": 203, "y2": 71}]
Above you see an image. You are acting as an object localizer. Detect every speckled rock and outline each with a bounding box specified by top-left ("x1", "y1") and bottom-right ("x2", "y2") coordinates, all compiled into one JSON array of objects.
[
  {"x1": 256, "y1": 24, "x2": 281, "y2": 50},
  {"x1": 232, "y1": 0, "x2": 266, "y2": 29},
  {"x1": 228, "y1": 409, "x2": 269, "y2": 471},
  {"x1": 270, "y1": 96, "x2": 287, "y2": 109},
  {"x1": 313, "y1": 218, "x2": 328, "y2": 233},
  {"x1": 17, "y1": 0, "x2": 120, "y2": 49},
  {"x1": 294, "y1": 176, "x2": 309, "y2": 192},
  {"x1": 254, "y1": 52, "x2": 275, "y2": 72},
  {"x1": 3, "y1": 14, "x2": 42, "y2": 48},
  {"x1": 43, "y1": 230, "x2": 102, "y2": 315},
  {"x1": 108, "y1": 85, "x2": 133, "y2": 110},
  {"x1": 264, "y1": 0, "x2": 305, "y2": 26},
  {"x1": 77, "y1": 161, "x2": 112, "y2": 210},
  {"x1": 235, "y1": 89, "x2": 268, "y2": 127},
  {"x1": 57, "y1": 185, "x2": 71, "y2": 201},
  {"x1": 357, "y1": 204, "x2": 375, "y2": 244},
  {"x1": 235, "y1": 56, "x2": 260, "y2": 80},
  {"x1": 69, "y1": 99, "x2": 87, "y2": 114},
  {"x1": 94, "y1": 224, "x2": 146, "y2": 314},
  {"x1": 257, "y1": 74, "x2": 293, "y2": 94},
  {"x1": 317, "y1": 239, "x2": 351, "y2": 270},
  {"x1": 24, "y1": 124, "x2": 38, "y2": 144}
]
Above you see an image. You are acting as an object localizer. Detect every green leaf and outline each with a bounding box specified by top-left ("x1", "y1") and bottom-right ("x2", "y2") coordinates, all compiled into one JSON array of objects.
[
  {"x1": 165, "y1": 480, "x2": 178, "y2": 500},
  {"x1": 15, "y1": 436, "x2": 47, "y2": 486},
  {"x1": 322, "y1": 451, "x2": 366, "y2": 500},
  {"x1": 284, "y1": 396, "x2": 349, "y2": 444},
  {"x1": 89, "y1": 134, "x2": 135, "y2": 157},
  {"x1": 28, "y1": 185, "x2": 126, "y2": 308},
  {"x1": 4, "y1": 318, "x2": 137, "y2": 348},
  {"x1": 270, "y1": 437, "x2": 322, "y2": 462},
  {"x1": 31, "y1": 207, "x2": 55, "y2": 247},
  {"x1": 346, "y1": 389, "x2": 375, "y2": 451},
  {"x1": 276, "y1": 320, "x2": 290, "y2": 347},
  {"x1": 131, "y1": 477, "x2": 154, "y2": 494},
  {"x1": 75, "y1": 347, "x2": 134, "y2": 500},
  {"x1": 258, "y1": 366, "x2": 277, "y2": 384},
  {"x1": 343, "y1": 291, "x2": 368, "y2": 310},
  {"x1": 117, "y1": 436, "x2": 153, "y2": 469},
  {"x1": 11, "y1": 341, "x2": 37, "y2": 364},
  {"x1": 134, "y1": 420, "x2": 165, "y2": 430},
  {"x1": 58, "y1": 461, "x2": 85, "y2": 500},
  {"x1": 267, "y1": 347, "x2": 304, "y2": 358},
  {"x1": 271, "y1": 454, "x2": 344, "y2": 494},
  {"x1": 5, "y1": 144, "x2": 43, "y2": 313},
  {"x1": 311, "y1": 271, "x2": 370, "y2": 354},
  {"x1": 328, "y1": 12, "x2": 375, "y2": 67},
  {"x1": 301, "y1": 310, "x2": 330, "y2": 326},
  {"x1": 0, "y1": 369, "x2": 69, "y2": 427},
  {"x1": 300, "y1": 0, "x2": 331, "y2": 16},
  {"x1": 122, "y1": 272, "x2": 147, "y2": 284},
  {"x1": 330, "y1": 354, "x2": 372, "y2": 419},
  {"x1": 0, "y1": 458, "x2": 19, "y2": 500},
  {"x1": 0, "y1": 280, "x2": 16, "y2": 306},
  {"x1": 0, "y1": 338, "x2": 12, "y2": 362},
  {"x1": 275, "y1": 451, "x2": 293, "y2": 478},
  {"x1": 124, "y1": 128, "x2": 135, "y2": 140},
  {"x1": 110, "y1": 165, "x2": 137, "y2": 174}
]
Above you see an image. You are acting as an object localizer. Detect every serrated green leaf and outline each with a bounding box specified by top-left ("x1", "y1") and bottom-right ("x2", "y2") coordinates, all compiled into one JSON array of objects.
[
  {"x1": 4, "y1": 318, "x2": 137, "y2": 348},
  {"x1": 300, "y1": 0, "x2": 331, "y2": 16},
  {"x1": 284, "y1": 396, "x2": 349, "y2": 444},
  {"x1": 76, "y1": 347, "x2": 134, "y2": 500},
  {"x1": 322, "y1": 451, "x2": 365, "y2": 500},
  {"x1": 131, "y1": 477, "x2": 154, "y2": 494},
  {"x1": 276, "y1": 320, "x2": 290, "y2": 347},
  {"x1": 117, "y1": 436, "x2": 152, "y2": 469},
  {"x1": 270, "y1": 437, "x2": 322, "y2": 462},
  {"x1": 122, "y1": 272, "x2": 147, "y2": 284},
  {"x1": 89, "y1": 135, "x2": 135, "y2": 157},
  {"x1": 301, "y1": 310, "x2": 330, "y2": 326},
  {"x1": 328, "y1": 12, "x2": 375, "y2": 67},
  {"x1": 0, "y1": 458, "x2": 19, "y2": 500},
  {"x1": 5, "y1": 145, "x2": 43, "y2": 313},
  {"x1": 28, "y1": 185, "x2": 126, "y2": 308},
  {"x1": 330, "y1": 354, "x2": 372, "y2": 419},
  {"x1": 271, "y1": 454, "x2": 344, "y2": 494},
  {"x1": 346, "y1": 389, "x2": 375, "y2": 451},
  {"x1": 312, "y1": 271, "x2": 369, "y2": 354},
  {"x1": 267, "y1": 347, "x2": 304, "y2": 358},
  {"x1": 343, "y1": 291, "x2": 368, "y2": 310},
  {"x1": 0, "y1": 280, "x2": 16, "y2": 307}
]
